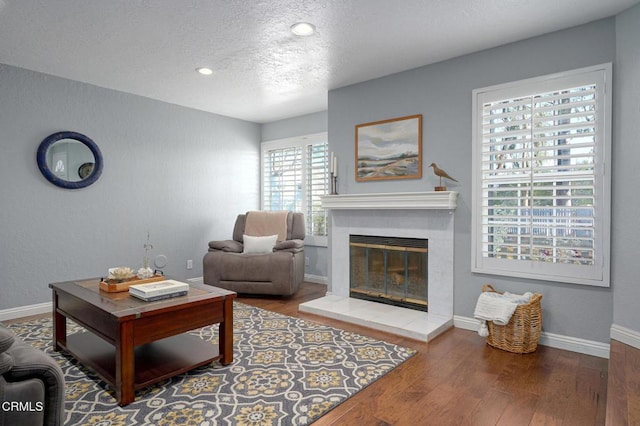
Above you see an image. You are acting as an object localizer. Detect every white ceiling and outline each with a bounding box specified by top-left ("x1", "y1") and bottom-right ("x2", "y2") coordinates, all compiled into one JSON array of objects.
[{"x1": 0, "y1": 0, "x2": 637, "y2": 123}]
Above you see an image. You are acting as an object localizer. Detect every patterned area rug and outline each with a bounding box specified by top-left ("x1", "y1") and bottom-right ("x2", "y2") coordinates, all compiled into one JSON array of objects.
[{"x1": 9, "y1": 302, "x2": 416, "y2": 425}]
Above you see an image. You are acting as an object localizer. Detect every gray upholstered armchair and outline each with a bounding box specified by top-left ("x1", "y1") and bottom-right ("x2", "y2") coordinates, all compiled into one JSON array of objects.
[
  {"x1": 0, "y1": 323, "x2": 65, "y2": 426},
  {"x1": 203, "y1": 211, "x2": 305, "y2": 296}
]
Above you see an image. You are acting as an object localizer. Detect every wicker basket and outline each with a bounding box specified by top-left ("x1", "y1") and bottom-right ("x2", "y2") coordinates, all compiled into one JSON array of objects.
[{"x1": 482, "y1": 284, "x2": 543, "y2": 354}]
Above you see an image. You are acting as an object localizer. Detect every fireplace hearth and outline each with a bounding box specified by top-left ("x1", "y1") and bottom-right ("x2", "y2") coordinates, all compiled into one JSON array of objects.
[{"x1": 350, "y1": 235, "x2": 428, "y2": 311}]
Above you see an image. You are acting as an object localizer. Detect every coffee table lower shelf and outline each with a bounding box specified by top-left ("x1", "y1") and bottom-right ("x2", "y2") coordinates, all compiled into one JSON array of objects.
[{"x1": 62, "y1": 331, "x2": 221, "y2": 392}]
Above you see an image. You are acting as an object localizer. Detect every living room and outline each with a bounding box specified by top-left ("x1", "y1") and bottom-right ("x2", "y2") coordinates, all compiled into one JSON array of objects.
[{"x1": 1, "y1": 1, "x2": 639, "y2": 424}]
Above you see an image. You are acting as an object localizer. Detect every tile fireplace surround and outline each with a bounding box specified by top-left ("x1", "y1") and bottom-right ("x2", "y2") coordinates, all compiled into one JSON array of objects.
[{"x1": 299, "y1": 192, "x2": 458, "y2": 341}]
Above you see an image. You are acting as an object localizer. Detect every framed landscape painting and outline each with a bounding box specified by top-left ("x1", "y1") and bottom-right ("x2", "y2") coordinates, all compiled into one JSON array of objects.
[{"x1": 355, "y1": 114, "x2": 423, "y2": 181}]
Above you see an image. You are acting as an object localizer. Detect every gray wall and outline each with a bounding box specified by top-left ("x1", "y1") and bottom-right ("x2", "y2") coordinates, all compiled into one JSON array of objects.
[
  {"x1": 261, "y1": 111, "x2": 329, "y2": 278},
  {"x1": 328, "y1": 18, "x2": 619, "y2": 343},
  {"x1": 612, "y1": 4, "x2": 640, "y2": 331},
  {"x1": 261, "y1": 110, "x2": 327, "y2": 141},
  {"x1": 0, "y1": 64, "x2": 260, "y2": 309}
]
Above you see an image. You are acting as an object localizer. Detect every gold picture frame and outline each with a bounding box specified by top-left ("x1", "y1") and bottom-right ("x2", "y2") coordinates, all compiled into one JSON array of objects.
[{"x1": 355, "y1": 114, "x2": 423, "y2": 181}]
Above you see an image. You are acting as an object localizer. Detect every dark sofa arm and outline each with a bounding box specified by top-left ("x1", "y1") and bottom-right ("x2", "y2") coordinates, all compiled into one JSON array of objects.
[
  {"x1": 208, "y1": 239, "x2": 243, "y2": 253},
  {"x1": 3, "y1": 338, "x2": 65, "y2": 426},
  {"x1": 0, "y1": 327, "x2": 14, "y2": 375},
  {"x1": 1, "y1": 376, "x2": 46, "y2": 426},
  {"x1": 274, "y1": 239, "x2": 304, "y2": 253}
]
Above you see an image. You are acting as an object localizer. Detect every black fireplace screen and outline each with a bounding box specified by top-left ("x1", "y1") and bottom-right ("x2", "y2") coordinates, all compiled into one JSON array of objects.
[{"x1": 349, "y1": 235, "x2": 428, "y2": 311}]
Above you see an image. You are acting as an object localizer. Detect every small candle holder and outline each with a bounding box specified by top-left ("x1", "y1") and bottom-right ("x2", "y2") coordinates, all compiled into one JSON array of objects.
[{"x1": 330, "y1": 172, "x2": 338, "y2": 195}]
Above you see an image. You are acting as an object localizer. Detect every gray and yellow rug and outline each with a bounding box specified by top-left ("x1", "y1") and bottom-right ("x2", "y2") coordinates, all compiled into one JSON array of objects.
[{"x1": 9, "y1": 302, "x2": 416, "y2": 425}]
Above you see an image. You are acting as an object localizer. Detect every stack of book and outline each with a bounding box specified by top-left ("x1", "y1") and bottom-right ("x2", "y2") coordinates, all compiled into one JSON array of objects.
[{"x1": 129, "y1": 280, "x2": 189, "y2": 302}]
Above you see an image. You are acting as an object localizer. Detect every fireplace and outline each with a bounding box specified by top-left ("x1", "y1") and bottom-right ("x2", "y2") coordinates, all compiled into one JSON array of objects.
[
  {"x1": 350, "y1": 235, "x2": 428, "y2": 311},
  {"x1": 299, "y1": 192, "x2": 458, "y2": 341}
]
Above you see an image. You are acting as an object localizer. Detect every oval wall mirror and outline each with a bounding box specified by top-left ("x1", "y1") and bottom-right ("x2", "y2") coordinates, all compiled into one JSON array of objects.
[{"x1": 37, "y1": 131, "x2": 103, "y2": 189}]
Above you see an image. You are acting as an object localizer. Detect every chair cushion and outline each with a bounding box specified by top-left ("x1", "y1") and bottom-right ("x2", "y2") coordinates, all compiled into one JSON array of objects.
[{"x1": 243, "y1": 234, "x2": 278, "y2": 254}]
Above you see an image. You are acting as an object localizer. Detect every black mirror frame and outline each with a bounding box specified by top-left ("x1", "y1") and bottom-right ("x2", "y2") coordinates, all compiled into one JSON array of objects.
[{"x1": 37, "y1": 131, "x2": 103, "y2": 189}]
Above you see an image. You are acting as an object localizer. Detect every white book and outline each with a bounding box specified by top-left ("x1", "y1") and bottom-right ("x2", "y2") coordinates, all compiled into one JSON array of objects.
[
  {"x1": 130, "y1": 290, "x2": 188, "y2": 302},
  {"x1": 129, "y1": 280, "x2": 189, "y2": 298}
]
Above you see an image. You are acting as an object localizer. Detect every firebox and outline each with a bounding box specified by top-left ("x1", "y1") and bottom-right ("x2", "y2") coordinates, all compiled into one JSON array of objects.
[{"x1": 349, "y1": 235, "x2": 428, "y2": 311}]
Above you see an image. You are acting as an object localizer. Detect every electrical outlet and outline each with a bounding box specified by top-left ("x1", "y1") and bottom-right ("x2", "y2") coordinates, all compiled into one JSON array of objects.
[
  {"x1": 305, "y1": 257, "x2": 310, "y2": 266},
  {"x1": 186, "y1": 259, "x2": 193, "y2": 270}
]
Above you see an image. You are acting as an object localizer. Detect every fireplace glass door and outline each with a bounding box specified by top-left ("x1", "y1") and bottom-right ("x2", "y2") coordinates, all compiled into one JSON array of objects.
[{"x1": 349, "y1": 235, "x2": 428, "y2": 311}]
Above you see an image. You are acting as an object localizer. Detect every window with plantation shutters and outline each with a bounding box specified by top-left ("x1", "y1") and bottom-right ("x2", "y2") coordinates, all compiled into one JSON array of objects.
[
  {"x1": 261, "y1": 133, "x2": 329, "y2": 243},
  {"x1": 471, "y1": 64, "x2": 611, "y2": 287},
  {"x1": 263, "y1": 146, "x2": 302, "y2": 212}
]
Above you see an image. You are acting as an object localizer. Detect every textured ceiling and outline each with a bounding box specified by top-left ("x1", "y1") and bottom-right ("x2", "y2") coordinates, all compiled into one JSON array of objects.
[{"x1": 0, "y1": 0, "x2": 637, "y2": 123}]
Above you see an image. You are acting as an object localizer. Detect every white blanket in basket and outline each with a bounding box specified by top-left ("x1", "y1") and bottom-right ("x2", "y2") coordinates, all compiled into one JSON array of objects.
[{"x1": 473, "y1": 291, "x2": 533, "y2": 336}]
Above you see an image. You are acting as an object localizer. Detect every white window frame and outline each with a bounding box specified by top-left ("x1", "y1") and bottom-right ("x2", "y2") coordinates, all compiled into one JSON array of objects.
[
  {"x1": 471, "y1": 64, "x2": 612, "y2": 287},
  {"x1": 261, "y1": 132, "x2": 328, "y2": 247}
]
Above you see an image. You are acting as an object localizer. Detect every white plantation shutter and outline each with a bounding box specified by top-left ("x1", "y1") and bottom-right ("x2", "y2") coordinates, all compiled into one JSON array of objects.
[
  {"x1": 261, "y1": 133, "x2": 329, "y2": 238},
  {"x1": 472, "y1": 64, "x2": 611, "y2": 286},
  {"x1": 263, "y1": 146, "x2": 302, "y2": 212},
  {"x1": 306, "y1": 143, "x2": 329, "y2": 236}
]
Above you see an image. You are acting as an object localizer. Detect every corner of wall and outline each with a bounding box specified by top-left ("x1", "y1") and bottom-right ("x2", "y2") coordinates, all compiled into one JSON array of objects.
[{"x1": 611, "y1": 324, "x2": 640, "y2": 351}]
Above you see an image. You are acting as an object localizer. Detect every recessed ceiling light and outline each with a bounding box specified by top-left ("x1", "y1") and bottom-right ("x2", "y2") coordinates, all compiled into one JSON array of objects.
[
  {"x1": 290, "y1": 22, "x2": 316, "y2": 36},
  {"x1": 196, "y1": 67, "x2": 214, "y2": 76}
]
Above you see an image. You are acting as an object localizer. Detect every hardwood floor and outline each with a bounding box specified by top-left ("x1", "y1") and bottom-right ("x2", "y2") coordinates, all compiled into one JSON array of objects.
[
  {"x1": 606, "y1": 340, "x2": 640, "y2": 425},
  {"x1": 5, "y1": 281, "x2": 610, "y2": 425},
  {"x1": 239, "y1": 282, "x2": 609, "y2": 426}
]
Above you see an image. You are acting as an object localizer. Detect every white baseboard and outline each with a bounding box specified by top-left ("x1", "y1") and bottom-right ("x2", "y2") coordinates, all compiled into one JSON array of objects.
[
  {"x1": 0, "y1": 302, "x2": 53, "y2": 322},
  {"x1": 454, "y1": 315, "x2": 610, "y2": 359},
  {"x1": 453, "y1": 315, "x2": 479, "y2": 331},
  {"x1": 304, "y1": 274, "x2": 328, "y2": 285},
  {"x1": 539, "y1": 331, "x2": 610, "y2": 359},
  {"x1": 611, "y1": 323, "x2": 640, "y2": 351}
]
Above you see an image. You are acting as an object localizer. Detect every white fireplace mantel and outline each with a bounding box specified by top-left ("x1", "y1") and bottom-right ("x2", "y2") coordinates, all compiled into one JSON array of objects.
[{"x1": 321, "y1": 191, "x2": 458, "y2": 210}]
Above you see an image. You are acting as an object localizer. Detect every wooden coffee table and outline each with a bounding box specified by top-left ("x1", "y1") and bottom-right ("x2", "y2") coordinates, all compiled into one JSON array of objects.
[{"x1": 49, "y1": 278, "x2": 236, "y2": 406}]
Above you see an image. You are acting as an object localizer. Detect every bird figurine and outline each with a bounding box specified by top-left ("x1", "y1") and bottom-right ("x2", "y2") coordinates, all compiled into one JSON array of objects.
[{"x1": 428, "y1": 163, "x2": 457, "y2": 191}]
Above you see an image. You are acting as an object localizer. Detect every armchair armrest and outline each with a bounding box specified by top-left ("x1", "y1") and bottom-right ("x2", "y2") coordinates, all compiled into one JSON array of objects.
[
  {"x1": 0, "y1": 353, "x2": 12, "y2": 375},
  {"x1": 0, "y1": 326, "x2": 15, "y2": 375},
  {"x1": 208, "y1": 240, "x2": 244, "y2": 253},
  {"x1": 2, "y1": 333, "x2": 65, "y2": 426},
  {"x1": 274, "y1": 239, "x2": 304, "y2": 253},
  {"x1": 0, "y1": 326, "x2": 15, "y2": 353}
]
